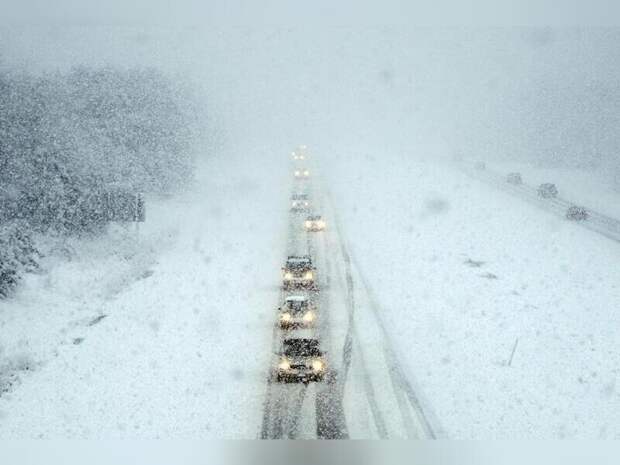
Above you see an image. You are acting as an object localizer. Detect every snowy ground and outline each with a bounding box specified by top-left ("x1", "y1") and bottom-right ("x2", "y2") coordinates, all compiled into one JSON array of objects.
[
  {"x1": 0, "y1": 150, "x2": 289, "y2": 438},
  {"x1": 2, "y1": 147, "x2": 619, "y2": 438},
  {"x1": 323, "y1": 152, "x2": 620, "y2": 439}
]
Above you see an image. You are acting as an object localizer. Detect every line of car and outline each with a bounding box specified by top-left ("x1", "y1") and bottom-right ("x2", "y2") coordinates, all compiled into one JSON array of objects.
[
  {"x1": 272, "y1": 146, "x2": 329, "y2": 385},
  {"x1": 476, "y1": 163, "x2": 590, "y2": 221}
]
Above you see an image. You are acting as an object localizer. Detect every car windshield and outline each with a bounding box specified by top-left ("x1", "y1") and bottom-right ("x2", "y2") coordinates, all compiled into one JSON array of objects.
[{"x1": 287, "y1": 301, "x2": 306, "y2": 312}]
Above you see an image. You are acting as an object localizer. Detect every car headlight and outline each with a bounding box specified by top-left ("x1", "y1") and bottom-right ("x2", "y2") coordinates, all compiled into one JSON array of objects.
[
  {"x1": 294, "y1": 170, "x2": 300, "y2": 176},
  {"x1": 304, "y1": 170, "x2": 310, "y2": 176},
  {"x1": 304, "y1": 221, "x2": 312, "y2": 228},
  {"x1": 278, "y1": 358, "x2": 291, "y2": 371},
  {"x1": 311, "y1": 359, "x2": 324, "y2": 372},
  {"x1": 304, "y1": 271, "x2": 313, "y2": 280},
  {"x1": 284, "y1": 272, "x2": 293, "y2": 280},
  {"x1": 280, "y1": 312, "x2": 292, "y2": 322},
  {"x1": 304, "y1": 202, "x2": 309, "y2": 207},
  {"x1": 303, "y1": 311, "x2": 315, "y2": 322},
  {"x1": 318, "y1": 221, "x2": 326, "y2": 228}
]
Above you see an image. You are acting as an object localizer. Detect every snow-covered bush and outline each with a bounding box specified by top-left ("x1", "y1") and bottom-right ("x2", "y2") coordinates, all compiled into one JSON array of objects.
[
  {"x1": 0, "y1": 222, "x2": 40, "y2": 299},
  {"x1": 0, "y1": 67, "x2": 202, "y2": 234},
  {"x1": 0, "y1": 66, "x2": 202, "y2": 296}
]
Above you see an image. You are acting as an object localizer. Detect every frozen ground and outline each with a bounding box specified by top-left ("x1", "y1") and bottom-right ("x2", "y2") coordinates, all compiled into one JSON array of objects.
[
  {"x1": 323, "y1": 152, "x2": 620, "y2": 439},
  {"x1": 0, "y1": 150, "x2": 288, "y2": 438}
]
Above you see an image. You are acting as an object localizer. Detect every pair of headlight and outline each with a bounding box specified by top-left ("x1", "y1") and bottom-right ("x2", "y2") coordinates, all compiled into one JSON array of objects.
[
  {"x1": 303, "y1": 271, "x2": 313, "y2": 280},
  {"x1": 302, "y1": 311, "x2": 315, "y2": 322},
  {"x1": 280, "y1": 312, "x2": 292, "y2": 322},
  {"x1": 284, "y1": 272, "x2": 293, "y2": 280}
]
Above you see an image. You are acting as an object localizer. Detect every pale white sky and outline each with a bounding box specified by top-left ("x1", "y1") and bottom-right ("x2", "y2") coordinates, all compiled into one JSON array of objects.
[{"x1": 1, "y1": 0, "x2": 619, "y2": 27}]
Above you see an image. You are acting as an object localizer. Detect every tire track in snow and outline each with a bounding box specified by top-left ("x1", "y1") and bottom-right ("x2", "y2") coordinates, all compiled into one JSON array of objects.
[{"x1": 324, "y1": 184, "x2": 437, "y2": 439}]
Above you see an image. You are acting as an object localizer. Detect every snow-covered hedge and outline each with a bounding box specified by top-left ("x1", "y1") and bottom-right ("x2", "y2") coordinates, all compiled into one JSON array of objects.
[
  {"x1": 0, "y1": 222, "x2": 40, "y2": 299},
  {"x1": 0, "y1": 67, "x2": 202, "y2": 234}
]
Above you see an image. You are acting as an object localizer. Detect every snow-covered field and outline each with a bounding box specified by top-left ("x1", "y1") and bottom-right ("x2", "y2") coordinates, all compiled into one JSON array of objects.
[
  {"x1": 323, "y1": 152, "x2": 620, "y2": 439},
  {"x1": 0, "y1": 150, "x2": 288, "y2": 438}
]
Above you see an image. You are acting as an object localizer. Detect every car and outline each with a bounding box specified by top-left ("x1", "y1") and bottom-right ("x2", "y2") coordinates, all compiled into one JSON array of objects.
[
  {"x1": 282, "y1": 255, "x2": 316, "y2": 290},
  {"x1": 537, "y1": 183, "x2": 558, "y2": 199},
  {"x1": 274, "y1": 338, "x2": 326, "y2": 383},
  {"x1": 506, "y1": 172, "x2": 523, "y2": 185},
  {"x1": 294, "y1": 169, "x2": 310, "y2": 180},
  {"x1": 290, "y1": 193, "x2": 310, "y2": 212},
  {"x1": 304, "y1": 215, "x2": 326, "y2": 232},
  {"x1": 278, "y1": 295, "x2": 317, "y2": 329},
  {"x1": 566, "y1": 205, "x2": 589, "y2": 221}
]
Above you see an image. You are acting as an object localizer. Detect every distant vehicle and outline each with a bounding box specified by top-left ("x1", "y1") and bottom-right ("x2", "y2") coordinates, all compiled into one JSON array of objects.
[
  {"x1": 474, "y1": 161, "x2": 486, "y2": 170},
  {"x1": 294, "y1": 169, "x2": 310, "y2": 179},
  {"x1": 304, "y1": 215, "x2": 326, "y2": 232},
  {"x1": 506, "y1": 172, "x2": 523, "y2": 185},
  {"x1": 292, "y1": 145, "x2": 308, "y2": 161},
  {"x1": 278, "y1": 295, "x2": 316, "y2": 329},
  {"x1": 282, "y1": 255, "x2": 316, "y2": 290},
  {"x1": 566, "y1": 206, "x2": 589, "y2": 221},
  {"x1": 275, "y1": 338, "x2": 326, "y2": 383},
  {"x1": 537, "y1": 183, "x2": 558, "y2": 199},
  {"x1": 290, "y1": 193, "x2": 310, "y2": 212}
]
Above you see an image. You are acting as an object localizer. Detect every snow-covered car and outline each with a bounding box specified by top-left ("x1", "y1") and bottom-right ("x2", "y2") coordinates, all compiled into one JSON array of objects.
[
  {"x1": 282, "y1": 255, "x2": 316, "y2": 290},
  {"x1": 304, "y1": 215, "x2": 326, "y2": 232},
  {"x1": 537, "y1": 183, "x2": 558, "y2": 199},
  {"x1": 566, "y1": 205, "x2": 589, "y2": 221},
  {"x1": 278, "y1": 295, "x2": 316, "y2": 329},
  {"x1": 294, "y1": 169, "x2": 310, "y2": 180},
  {"x1": 274, "y1": 338, "x2": 326, "y2": 383},
  {"x1": 290, "y1": 193, "x2": 310, "y2": 212},
  {"x1": 506, "y1": 172, "x2": 523, "y2": 185}
]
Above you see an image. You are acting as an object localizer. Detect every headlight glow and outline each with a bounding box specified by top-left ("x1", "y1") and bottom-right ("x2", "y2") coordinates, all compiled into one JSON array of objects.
[
  {"x1": 294, "y1": 170, "x2": 300, "y2": 176},
  {"x1": 280, "y1": 312, "x2": 292, "y2": 322},
  {"x1": 305, "y1": 221, "x2": 312, "y2": 228},
  {"x1": 303, "y1": 311, "x2": 315, "y2": 322},
  {"x1": 279, "y1": 358, "x2": 291, "y2": 371},
  {"x1": 284, "y1": 272, "x2": 293, "y2": 280},
  {"x1": 304, "y1": 271, "x2": 314, "y2": 280},
  {"x1": 311, "y1": 359, "x2": 324, "y2": 372},
  {"x1": 304, "y1": 170, "x2": 310, "y2": 176}
]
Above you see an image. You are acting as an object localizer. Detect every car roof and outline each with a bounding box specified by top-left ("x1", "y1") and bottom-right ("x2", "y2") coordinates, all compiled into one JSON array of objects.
[
  {"x1": 291, "y1": 193, "x2": 308, "y2": 199},
  {"x1": 286, "y1": 255, "x2": 311, "y2": 262},
  {"x1": 285, "y1": 295, "x2": 307, "y2": 302},
  {"x1": 307, "y1": 215, "x2": 322, "y2": 220},
  {"x1": 282, "y1": 338, "x2": 321, "y2": 356}
]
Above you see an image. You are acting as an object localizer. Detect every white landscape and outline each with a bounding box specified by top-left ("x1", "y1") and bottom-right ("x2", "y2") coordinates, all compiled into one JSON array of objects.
[{"x1": 1, "y1": 0, "x2": 620, "y2": 455}]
